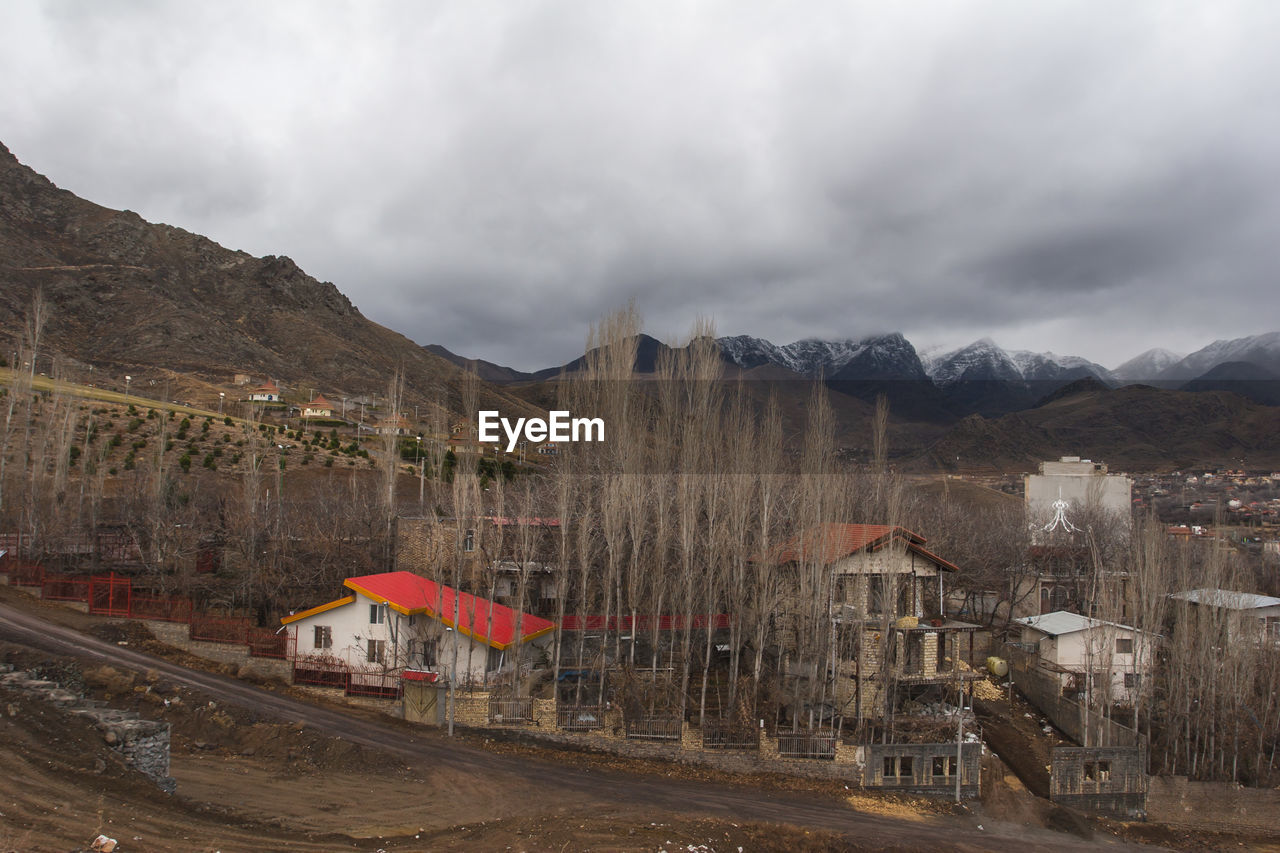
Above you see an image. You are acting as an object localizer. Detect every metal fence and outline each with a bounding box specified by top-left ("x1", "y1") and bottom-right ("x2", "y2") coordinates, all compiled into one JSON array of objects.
[
  {"x1": 88, "y1": 573, "x2": 132, "y2": 617},
  {"x1": 292, "y1": 657, "x2": 351, "y2": 688},
  {"x1": 40, "y1": 574, "x2": 91, "y2": 602},
  {"x1": 246, "y1": 626, "x2": 288, "y2": 659},
  {"x1": 702, "y1": 718, "x2": 761, "y2": 750},
  {"x1": 190, "y1": 615, "x2": 253, "y2": 644},
  {"x1": 557, "y1": 704, "x2": 605, "y2": 731},
  {"x1": 346, "y1": 672, "x2": 402, "y2": 699},
  {"x1": 488, "y1": 697, "x2": 536, "y2": 724},
  {"x1": 128, "y1": 593, "x2": 194, "y2": 623},
  {"x1": 777, "y1": 730, "x2": 838, "y2": 760},
  {"x1": 6, "y1": 561, "x2": 45, "y2": 586},
  {"x1": 624, "y1": 715, "x2": 682, "y2": 741}
]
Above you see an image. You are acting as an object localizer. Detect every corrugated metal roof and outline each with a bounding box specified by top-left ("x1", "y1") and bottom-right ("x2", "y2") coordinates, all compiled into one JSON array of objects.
[
  {"x1": 344, "y1": 571, "x2": 555, "y2": 650},
  {"x1": 1015, "y1": 610, "x2": 1138, "y2": 636},
  {"x1": 1170, "y1": 588, "x2": 1280, "y2": 610}
]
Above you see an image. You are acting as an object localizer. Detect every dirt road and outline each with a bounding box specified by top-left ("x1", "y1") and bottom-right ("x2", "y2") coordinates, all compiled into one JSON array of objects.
[{"x1": 0, "y1": 600, "x2": 1152, "y2": 851}]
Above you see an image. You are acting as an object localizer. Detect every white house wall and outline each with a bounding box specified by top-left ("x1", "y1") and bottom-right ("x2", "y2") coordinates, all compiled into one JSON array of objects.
[
  {"x1": 288, "y1": 590, "x2": 513, "y2": 685},
  {"x1": 1020, "y1": 624, "x2": 1153, "y2": 703}
]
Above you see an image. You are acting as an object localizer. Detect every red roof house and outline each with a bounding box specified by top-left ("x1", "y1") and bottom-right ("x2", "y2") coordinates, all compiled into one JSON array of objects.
[
  {"x1": 771, "y1": 523, "x2": 959, "y2": 572},
  {"x1": 282, "y1": 571, "x2": 555, "y2": 684}
]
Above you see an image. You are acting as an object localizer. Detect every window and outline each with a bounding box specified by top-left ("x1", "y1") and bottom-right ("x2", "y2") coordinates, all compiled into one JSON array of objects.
[
  {"x1": 904, "y1": 633, "x2": 924, "y2": 675},
  {"x1": 1084, "y1": 760, "x2": 1111, "y2": 782},
  {"x1": 367, "y1": 639, "x2": 385, "y2": 664},
  {"x1": 463, "y1": 528, "x2": 475, "y2": 552},
  {"x1": 868, "y1": 576, "x2": 888, "y2": 615},
  {"x1": 882, "y1": 755, "x2": 914, "y2": 781},
  {"x1": 834, "y1": 575, "x2": 851, "y2": 604},
  {"x1": 370, "y1": 603, "x2": 386, "y2": 624},
  {"x1": 313, "y1": 625, "x2": 332, "y2": 649},
  {"x1": 1115, "y1": 637, "x2": 1134, "y2": 655},
  {"x1": 932, "y1": 756, "x2": 955, "y2": 778},
  {"x1": 1124, "y1": 672, "x2": 1139, "y2": 689}
]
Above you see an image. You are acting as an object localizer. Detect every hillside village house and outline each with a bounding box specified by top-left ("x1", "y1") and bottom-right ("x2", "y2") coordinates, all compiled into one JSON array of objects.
[
  {"x1": 375, "y1": 414, "x2": 413, "y2": 436},
  {"x1": 282, "y1": 571, "x2": 555, "y2": 686},
  {"x1": 302, "y1": 394, "x2": 334, "y2": 419},
  {"x1": 773, "y1": 524, "x2": 982, "y2": 720},
  {"x1": 1169, "y1": 588, "x2": 1280, "y2": 645},
  {"x1": 248, "y1": 380, "x2": 282, "y2": 403},
  {"x1": 1014, "y1": 611, "x2": 1154, "y2": 704}
]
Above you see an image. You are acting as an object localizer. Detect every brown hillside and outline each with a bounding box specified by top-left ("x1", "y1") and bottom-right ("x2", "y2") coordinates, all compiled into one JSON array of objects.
[
  {"x1": 0, "y1": 141, "x2": 534, "y2": 420},
  {"x1": 919, "y1": 384, "x2": 1280, "y2": 471}
]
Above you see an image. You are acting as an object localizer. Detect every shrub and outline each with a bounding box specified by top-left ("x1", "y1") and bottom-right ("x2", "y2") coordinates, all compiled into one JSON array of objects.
[{"x1": 179, "y1": 454, "x2": 191, "y2": 472}]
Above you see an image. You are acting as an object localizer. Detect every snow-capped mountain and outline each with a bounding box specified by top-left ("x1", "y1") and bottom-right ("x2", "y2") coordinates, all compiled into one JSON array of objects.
[
  {"x1": 1008, "y1": 350, "x2": 1116, "y2": 384},
  {"x1": 924, "y1": 338, "x2": 1022, "y2": 387},
  {"x1": 1157, "y1": 332, "x2": 1280, "y2": 382},
  {"x1": 717, "y1": 334, "x2": 926, "y2": 379},
  {"x1": 924, "y1": 339, "x2": 1114, "y2": 386},
  {"x1": 1111, "y1": 348, "x2": 1185, "y2": 383}
]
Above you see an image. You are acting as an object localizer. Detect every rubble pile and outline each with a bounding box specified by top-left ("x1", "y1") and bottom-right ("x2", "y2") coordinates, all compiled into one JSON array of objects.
[{"x1": 0, "y1": 663, "x2": 176, "y2": 793}]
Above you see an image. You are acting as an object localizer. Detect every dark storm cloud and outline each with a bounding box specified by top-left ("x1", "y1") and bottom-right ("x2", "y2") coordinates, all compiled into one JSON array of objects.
[{"x1": 2, "y1": 1, "x2": 1278, "y2": 370}]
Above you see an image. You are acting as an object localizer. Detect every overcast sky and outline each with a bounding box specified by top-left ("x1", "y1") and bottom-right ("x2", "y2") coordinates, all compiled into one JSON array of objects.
[{"x1": 3, "y1": 1, "x2": 1278, "y2": 370}]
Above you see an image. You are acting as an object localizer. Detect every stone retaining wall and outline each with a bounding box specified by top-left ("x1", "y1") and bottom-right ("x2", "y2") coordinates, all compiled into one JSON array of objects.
[
  {"x1": 0, "y1": 664, "x2": 175, "y2": 793},
  {"x1": 1147, "y1": 776, "x2": 1280, "y2": 835},
  {"x1": 142, "y1": 620, "x2": 291, "y2": 681}
]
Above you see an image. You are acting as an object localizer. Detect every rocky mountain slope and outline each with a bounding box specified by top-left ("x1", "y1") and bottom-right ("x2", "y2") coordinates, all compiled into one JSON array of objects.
[{"x1": 0, "y1": 142, "x2": 532, "y2": 417}]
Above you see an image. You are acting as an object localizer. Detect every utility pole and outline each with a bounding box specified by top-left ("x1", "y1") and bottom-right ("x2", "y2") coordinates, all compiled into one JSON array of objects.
[{"x1": 955, "y1": 667, "x2": 964, "y2": 803}]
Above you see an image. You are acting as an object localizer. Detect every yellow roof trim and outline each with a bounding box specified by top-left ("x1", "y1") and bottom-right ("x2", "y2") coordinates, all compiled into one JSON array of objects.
[
  {"x1": 343, "y1": 579, "x2": 417, "y2": 616},
  {"x1": 280, "y1": 595, "x2": 356, "y2": 625}
]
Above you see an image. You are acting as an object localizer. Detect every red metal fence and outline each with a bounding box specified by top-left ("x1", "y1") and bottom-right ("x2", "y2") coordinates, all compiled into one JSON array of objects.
[
  {"x1": 189, "y1": 615, "x2": 252, "y2": 644},
  {"x1": 7, "y1": 561, "x2": 46, "y2": 587},
  {"x1": 128, "y1": 594, "x2": 194, "y2": 623},
  {"x1": 8, "y1": 559, "x2": 391, "y2": 692},
  {"x1": 40, "y1": 574, "x2": 91, "y2": 602},
  {"x1": 292, "y1": 654, "x2": 350, "y2": 687},
  {"x1": 347, "y1": 671, "x2": 402, "y2": 699},
  {"x1": 88, "y1": 573, "x2": 132, "y2": 617},
  {"x1": 246, "y1": 626, "x2": 288, "y2": 659},
  {"x1": 6, "y1": 561, "x2": 286, "y2": 657}
]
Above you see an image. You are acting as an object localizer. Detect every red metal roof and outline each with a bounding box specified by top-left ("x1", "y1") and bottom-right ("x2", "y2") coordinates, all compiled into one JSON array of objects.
[
  {"x1": 772, "y1": 523, "x2": 958, "y2": 572},
  {"x1": 401, "y1": 669, "x2": 440, "y2": 682},
  {"x1": 343, "y1": 571, "x2": 555, "y2": 650}
]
